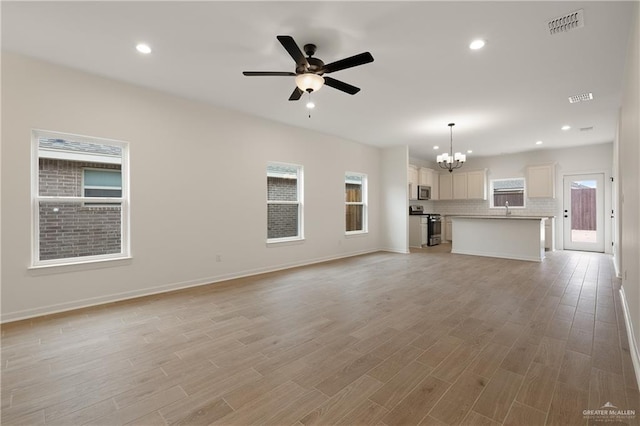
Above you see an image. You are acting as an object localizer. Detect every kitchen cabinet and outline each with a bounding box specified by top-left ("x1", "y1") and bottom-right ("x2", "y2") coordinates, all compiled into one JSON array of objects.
[
  {"x1": 453, "y1": 173, "x2": 468, "y2": 199},
  {"x1": 419, "y1": 168, "x2": 430, "y2": 186},
  {"x1": 467, "y1": 170, "x2": 487, "y2": 200},
  {"x1": 419, "y1": 167, "x2": 439, "y2": 200},
  {"x1": 445, "y1": 217, "x2": 453, "y2": 242},
  {"x1": 545, "y1": 217, "x2": 555, "y2": 250},
  {"x1": 439, "y1": 173, "x2": 453, "y2": 200},
  {"x1": 431, "y1": 172, "x2": 439, "y2": 200},
  {"x1": 409, "y1": 215, "x2": 426, "y2": 248},
  {"x1": 440, "y1": 169, "x2": 486, "y2": 200},
  {"x1": 408, "y1": 164, "x2": 419, "y2": 200},
  {"x1": 527, "y1": 164, "x2": 555, "y2": 198}
]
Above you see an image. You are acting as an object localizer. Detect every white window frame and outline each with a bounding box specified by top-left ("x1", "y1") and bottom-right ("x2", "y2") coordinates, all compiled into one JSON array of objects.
[
  {"x1": 345, "y1": 172, "x2": 368, "y2": 235},
  {"x1": 490, "y1": 177, "x2": 526, "y2": 209},
  {"x1": 31, "y1": 129, "x2": 131, "y2": 268},
  {"x1": 266, "y1": 162, "x2": 304, "y2": 244}
]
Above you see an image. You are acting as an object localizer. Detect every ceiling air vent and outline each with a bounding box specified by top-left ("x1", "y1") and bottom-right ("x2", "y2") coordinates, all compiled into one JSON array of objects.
[
  {"x1": 568, "y1": 92, "x2": 593, "y2": 104},
  {"x1": 580, "y1": 126, "x2": 594, "y2": 132},
  {"x1": 548, "y1": 9, "x2": 584, "y2": 35}
]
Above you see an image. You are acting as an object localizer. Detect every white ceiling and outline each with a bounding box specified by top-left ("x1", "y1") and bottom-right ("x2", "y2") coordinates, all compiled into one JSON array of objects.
[{"x1": 1, "y1": 1, "x2": 635, "y2": 160}]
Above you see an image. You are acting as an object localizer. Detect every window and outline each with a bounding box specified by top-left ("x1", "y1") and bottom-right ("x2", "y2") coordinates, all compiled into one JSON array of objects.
[
  {"x1": 83, "y1": 169, "x2": 122, "y2": 198},
  {"x1": 345, "y1": 173, "x2": 367, "y2": 233},
  {"x1": 83, "y1": 168, "x2": 122, "y2": 206},
  {"x1": 32, "y1": 130, "x2": 129, "y2": 266},
  {"x1": 490, "y1": 178, "x2": 526, "y2": 208},
  {"x1": 267, "y1": 162, "x2": 303, "y2": 242}
]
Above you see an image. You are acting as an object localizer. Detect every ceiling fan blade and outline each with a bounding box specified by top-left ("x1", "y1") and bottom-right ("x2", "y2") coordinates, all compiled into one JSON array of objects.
[
  {"x1": 243, "y1": 71, "x2": 296, "y2": 76},
  {"x1": 277, "y1": 35, "x2": 309, "y2": 69},
  {"x1": 323, "y1": 76, "x2": 361, "y2": 95},
  {"x1": 322, "y1": 52, "x2": 374, "y2": 74},
  {"x1": 288, "y1": 87, "x2": 304, "y2": 101}
]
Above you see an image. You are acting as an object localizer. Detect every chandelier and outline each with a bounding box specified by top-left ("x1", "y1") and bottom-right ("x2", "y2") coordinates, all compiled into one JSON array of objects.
[{"x1": 437, "y1": 123, "x2": 466, "y2": 173}]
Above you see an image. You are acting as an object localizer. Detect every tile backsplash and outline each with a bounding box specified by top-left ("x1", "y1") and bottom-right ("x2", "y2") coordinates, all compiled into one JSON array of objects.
[{"x1": 413, "y1": 198, "x2": 557, "y2": 217}]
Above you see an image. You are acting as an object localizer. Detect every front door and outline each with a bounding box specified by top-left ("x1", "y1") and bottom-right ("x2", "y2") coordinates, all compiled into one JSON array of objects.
[{"x1": 563, "y1": 173, "x2": 604, "y2": 252}]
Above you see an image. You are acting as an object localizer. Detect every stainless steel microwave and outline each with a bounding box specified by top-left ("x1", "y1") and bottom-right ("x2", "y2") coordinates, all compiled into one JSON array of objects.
[{"x1": 417, "y1": 185, "x2": 431, "y2": 200}]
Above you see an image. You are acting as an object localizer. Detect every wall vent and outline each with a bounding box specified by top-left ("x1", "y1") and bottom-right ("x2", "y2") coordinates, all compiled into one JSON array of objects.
[
  {"x1": 580, "y1": 126, "x2": 594, "y2": 132},
  {"x1": 568, "y1": 92, "x2": 593, "y2": 104},
  {"x1": 548, "y1": 9, "x2": 584, "y2": 35}
]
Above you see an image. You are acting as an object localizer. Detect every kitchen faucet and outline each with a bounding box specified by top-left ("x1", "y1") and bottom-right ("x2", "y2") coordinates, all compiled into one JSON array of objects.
[{"x1": 505, "y1": 200, "x2": 511, "y2": 216}]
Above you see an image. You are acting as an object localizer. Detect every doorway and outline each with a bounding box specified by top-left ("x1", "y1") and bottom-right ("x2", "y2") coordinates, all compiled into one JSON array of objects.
[{"x1": 563, "y1": 173, "x2": 605, "y2": 252}]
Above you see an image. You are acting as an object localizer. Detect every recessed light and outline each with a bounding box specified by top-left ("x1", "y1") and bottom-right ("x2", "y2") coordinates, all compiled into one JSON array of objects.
[
  {"x1": 467, "y1": 150, "x2": 473, "y2": 154},
  {"x1": 469, "y1": 39, "x2": 485, "y2": 50},
  {"x1": 536, "y1": 141, "x2": 543, "y2": 145},
  {"x1": 433, "y1": 146, "x2": 439, "y2": 150},
  {"x1": 561, "y1": 125, "x2": 571, "y2": 131},
  {"x1": 136, "y1": 43, "x2": 152, "y2": 54}
]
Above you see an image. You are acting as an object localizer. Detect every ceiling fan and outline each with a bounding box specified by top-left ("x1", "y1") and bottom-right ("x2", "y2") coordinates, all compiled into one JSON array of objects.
[{"x1": 243, "y1": 35, "x2": 374, "y2": 101}]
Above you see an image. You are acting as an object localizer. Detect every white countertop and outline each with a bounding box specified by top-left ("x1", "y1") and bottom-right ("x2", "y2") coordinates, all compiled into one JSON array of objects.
[{"x1": 450, "y1": 215, "x2": 550, "y2": 220}]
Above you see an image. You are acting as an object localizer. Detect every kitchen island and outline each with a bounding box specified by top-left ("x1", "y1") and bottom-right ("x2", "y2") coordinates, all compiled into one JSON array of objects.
[{"x1": 451, "y1": 216, "x2": 547, "y2": 262}]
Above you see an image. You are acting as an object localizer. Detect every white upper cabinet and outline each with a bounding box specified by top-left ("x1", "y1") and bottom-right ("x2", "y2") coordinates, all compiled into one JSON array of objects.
[
  {"x1": 466, "y1": 170, "x2": 487, "y2": 200},
  {"x1": 408, "y1": 164, "x2": 419, "y2": 199},
  {"x1": 453, "y1": 173, "x2": 468, "y2": 199},
  {"x1": 527, "y1": 164, "x2": 556, "y2": 198},
  {"x1": 440, "y1": 169, "x2": 486, "y2": 200},
  {"x1": 419, "y1": 168, "x2": 430, "y2": 186},
  {"x1": 432, "y1": 173, "x2": 439, "y2": 200},
  {"x1": 439, "y1": 173, "x2": 453, "y2": 200}
]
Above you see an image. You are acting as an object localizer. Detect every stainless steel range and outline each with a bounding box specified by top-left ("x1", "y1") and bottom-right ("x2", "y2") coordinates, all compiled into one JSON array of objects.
[
  {"x1": 409, "y1": 206, "x2": 441, "y2": 246},
  {"x1": 426, "y1": 214, "x2": 442, "y2": 246}
]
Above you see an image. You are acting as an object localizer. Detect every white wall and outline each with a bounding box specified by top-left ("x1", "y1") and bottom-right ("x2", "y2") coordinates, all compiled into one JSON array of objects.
[
  {"x1": 411, "y1": 143, "x2": 614, "y2": 252},
  {"x1": 0, "y1": 53, "x2": 383, "y2": 321},
  {"x1": 380, "y1": 146, "x2": 409, "y2": 253},
  {"x1": 617, "y1": 3, "x2": 640, "y2": 386}
]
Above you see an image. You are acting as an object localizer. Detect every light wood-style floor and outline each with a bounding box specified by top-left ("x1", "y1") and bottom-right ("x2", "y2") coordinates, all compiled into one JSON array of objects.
[{"x1": 2, "y1": 248, "x2": 638, "y2": 425}]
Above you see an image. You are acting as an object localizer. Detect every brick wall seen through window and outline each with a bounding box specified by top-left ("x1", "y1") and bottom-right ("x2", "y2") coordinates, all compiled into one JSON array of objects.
[{"x1": 267, "y1": 163, "x2": 302, "y2": 241}]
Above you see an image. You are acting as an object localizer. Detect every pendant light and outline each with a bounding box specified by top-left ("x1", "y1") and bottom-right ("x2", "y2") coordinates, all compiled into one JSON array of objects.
[{"x1": 436, "y1": 123, "x2": 466, "y2": 172}]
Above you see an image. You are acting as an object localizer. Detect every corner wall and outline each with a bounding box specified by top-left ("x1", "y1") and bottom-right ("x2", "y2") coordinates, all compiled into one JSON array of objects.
[
  {"x1": 617, "y1": 2, "x2": 640, "y2": 387},
  {"x1": 380, "y1": 146, "x2": 409, "y2": 253},
  {"x1": 0, "y1": 53, "x2": 383, "y2": 322}
]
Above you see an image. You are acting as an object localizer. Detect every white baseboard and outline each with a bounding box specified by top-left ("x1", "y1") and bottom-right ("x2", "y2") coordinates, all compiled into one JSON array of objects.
[
  {"x1": 380, "y1": 247, "x2": 410, "y2": 254},
  {"x1": 619, "y1": 287, "x2": 640, "y2": 389},
  {"x1": 1, "y1": 248, "x2": 379, "y2": 323}
]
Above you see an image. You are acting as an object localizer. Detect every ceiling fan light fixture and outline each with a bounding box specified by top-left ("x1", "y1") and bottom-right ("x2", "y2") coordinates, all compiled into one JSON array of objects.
[{"x1": 295, "y1": 73, "x2": 324, "y2": 92}]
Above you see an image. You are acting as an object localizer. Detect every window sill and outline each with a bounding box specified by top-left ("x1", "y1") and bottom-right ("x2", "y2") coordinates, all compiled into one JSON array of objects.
[
  {"x1": 28, "y1": 256, "x2": 132, "y2": 275},
  {"x1": 266, "y1": 237, "x2": 305, "y2": 247},
  {"x1": 345, "y1": 231, "x2": 369, "y2": 237}
]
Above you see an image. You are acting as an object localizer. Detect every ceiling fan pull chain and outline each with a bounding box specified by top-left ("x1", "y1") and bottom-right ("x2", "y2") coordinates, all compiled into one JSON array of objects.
[{"x1": 307, "y1": 91, "x2": 313, "y2": 119}]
